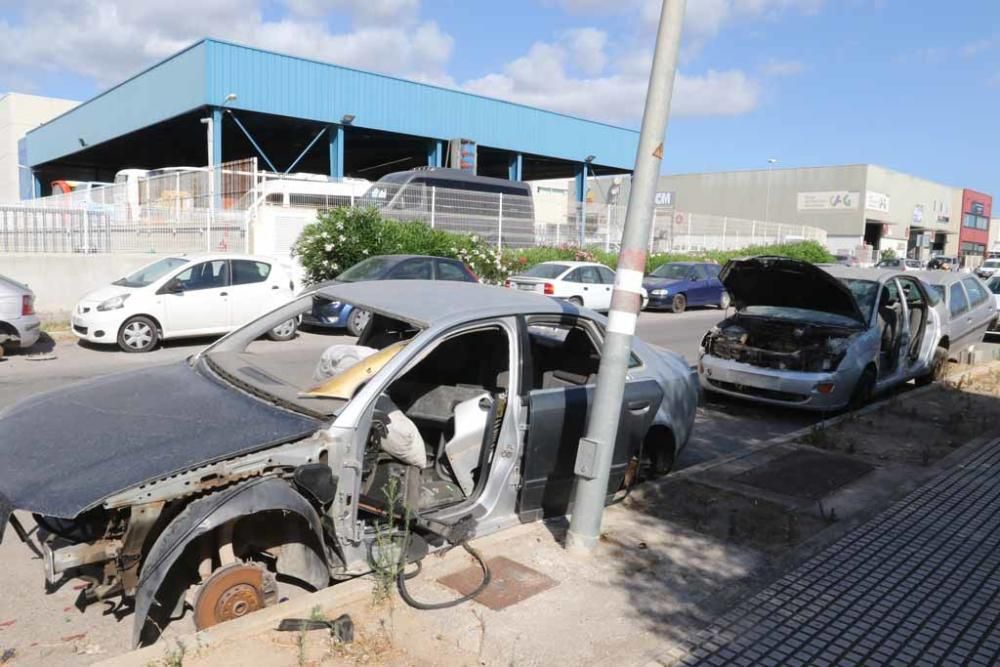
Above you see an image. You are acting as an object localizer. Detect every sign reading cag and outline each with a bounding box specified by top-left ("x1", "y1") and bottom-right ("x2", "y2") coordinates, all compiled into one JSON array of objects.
[{"x1": 797, "y1": 191, "x2": 860, "y2": 211}]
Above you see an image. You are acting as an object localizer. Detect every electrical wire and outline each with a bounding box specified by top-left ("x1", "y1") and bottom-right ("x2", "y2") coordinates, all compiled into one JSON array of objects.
[{"x1": 396, "y1": 537, "x2": 491, "y2": 611}]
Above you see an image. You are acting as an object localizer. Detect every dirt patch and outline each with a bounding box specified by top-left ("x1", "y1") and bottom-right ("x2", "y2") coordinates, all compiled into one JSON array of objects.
[
  {"x1": 797, "y1": 367, "x2": 1000, "y2": 465},
  {"x1": 627, "y1": 478, "x2": 831, "y2": 554},
  {"x1": 732, "y1": 449, "x2": 874, "y2": 500}
]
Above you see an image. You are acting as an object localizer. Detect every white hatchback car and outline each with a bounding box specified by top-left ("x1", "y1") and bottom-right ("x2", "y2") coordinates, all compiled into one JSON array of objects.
[
  {"x1": 505, "y1": 260, "x2": 646, "y2": 311},
  {"x1": 72, "y1": 254, "x2": 297, "y2": 352}
]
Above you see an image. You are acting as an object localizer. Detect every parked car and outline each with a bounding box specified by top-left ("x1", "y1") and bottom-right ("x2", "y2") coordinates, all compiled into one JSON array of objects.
[
  {"x1": 0, "y1": 275, "x2": 41, "y2": 355},
  {"x1": 71, "y1": 254, "x2": 297, "y2": 353},
  {"x1": 988, "y1": 276, "x2": 1000, "y2": 334},
  {"x1": 927, "y1": 256, "x2": 959, "y2": 271},
  {"x1": 913, "y1": 271, "x2": 996, "y2": 353},
  {"x1": 643, "y1": 261, "x2": 728, "y2": 313},
  {"x1": 698, "y1": 258, "x2": 946, "y2": 411},
  {"x1": 302, "y1": 255, "x2": 480, "y2": 336},
  {"x1": 833, "y1": 254, "x2": 861, "y2": 267},
  {"x1": 0, "y1": 281, "x2": 698, "y2": 645},
  {"x1": 875, "y1": 258, "x2": 922, "y2": 271},
  {"x1": 505, "y1": 261, "x2": 647, "y2": 311},
  {"x1": 974, "y1": 258, "x2": 1000, "y2": 280},
  {"x1": 361, "y1": 168, "x2": 536, "y2": 247}
]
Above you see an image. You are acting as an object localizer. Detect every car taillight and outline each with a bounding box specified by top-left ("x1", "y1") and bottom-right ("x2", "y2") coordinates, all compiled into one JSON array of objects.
[
  {"x1": 22, "y1": 295, "x2": 34, "y2": 316},
  {"x1": 503, "y1": 280, "x2": 511, "y2": 288},
  {"x1": 544, "y1": 283, "x2": 554, "y2": 295}
]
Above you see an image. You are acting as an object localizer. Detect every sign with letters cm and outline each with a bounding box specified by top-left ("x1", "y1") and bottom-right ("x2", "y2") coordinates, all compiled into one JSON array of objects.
[{"x1": 654, "y1": 191, "x2": 675, "y2": 207}]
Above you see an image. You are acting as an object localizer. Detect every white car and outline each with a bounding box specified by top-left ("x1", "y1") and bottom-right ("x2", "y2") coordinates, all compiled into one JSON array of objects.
[
  {"x1": 975, "y1": 258, "x2": 1000, "y2": 281},
  {"x1": 504, "y1": 261, "x2": 646, "y2": 311},
  {"x1": 71, "y1": 254, "x2": 297, "y2": 352},
  {"x1": 0, "y1": 275, "x2": 41, "y2": 354}
]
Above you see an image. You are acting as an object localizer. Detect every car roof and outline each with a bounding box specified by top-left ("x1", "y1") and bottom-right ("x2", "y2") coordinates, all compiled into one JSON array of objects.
[
  {"x1": 538, "y1": 260, "x2": 606, "y2": 268},
  {"x1": 909, "y1": 270, "x2": 979, "y2": 286},
  {"x1": 314, "y1": 280, "x2": 581, "y2": 328},
  {"x1": 169, "y1": 253, "x2": 282, "y2": 263},
  {"x1": 821, "y1": 265, "x2": 903, "y2": 283}
]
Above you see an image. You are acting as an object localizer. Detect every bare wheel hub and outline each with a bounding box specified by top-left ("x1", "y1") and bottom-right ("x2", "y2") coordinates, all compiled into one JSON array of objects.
[{"x1": 193, "y1": 563, "x2": 277, "y2": 630}]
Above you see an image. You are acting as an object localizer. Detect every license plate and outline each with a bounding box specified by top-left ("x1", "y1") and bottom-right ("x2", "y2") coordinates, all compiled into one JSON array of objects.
[{"x1": 517, "y1": 283, "x2": 537, "y2": 291}]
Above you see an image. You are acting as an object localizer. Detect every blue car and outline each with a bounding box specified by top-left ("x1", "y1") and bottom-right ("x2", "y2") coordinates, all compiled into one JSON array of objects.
[
  {"x1": 642, "y1": 261, "x2": 729, "y2": 313},
  {"x1": 301, "y1": 254, "x2": 479, "y2": 335}
]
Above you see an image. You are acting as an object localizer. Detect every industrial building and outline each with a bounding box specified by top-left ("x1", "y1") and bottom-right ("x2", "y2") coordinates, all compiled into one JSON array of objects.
[
  {"x1": 0, "y1": 93, "x2": 78, "y2": 201},
  {"x1": 656, "y1": 165, "x2": 993, "y2": 263},
  {"x1": 17, "y1": 39, "x2": 636, "y2": 203}
]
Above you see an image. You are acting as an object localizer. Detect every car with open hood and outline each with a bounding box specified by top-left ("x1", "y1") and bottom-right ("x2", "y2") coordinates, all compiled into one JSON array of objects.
[
  {"x1": 0, "y1": 281, "x2": 697, "y2": 646},
  {"x1": 698, "y1": 257, "x2": 947, "y2": 411}
]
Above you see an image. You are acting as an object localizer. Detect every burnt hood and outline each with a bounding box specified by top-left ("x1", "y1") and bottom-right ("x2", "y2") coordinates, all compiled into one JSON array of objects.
[
  {"x1": 720, "y1": 256, "x2": 865, "y2": 324},
  {"x1": 0, "y1": 362, "x2": 320, "y2": 527}
]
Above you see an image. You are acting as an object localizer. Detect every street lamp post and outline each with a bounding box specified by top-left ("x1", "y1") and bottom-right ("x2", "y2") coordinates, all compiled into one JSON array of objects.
[{"x1": 764, "y1": 158, "x2": 778, "y2": 223}]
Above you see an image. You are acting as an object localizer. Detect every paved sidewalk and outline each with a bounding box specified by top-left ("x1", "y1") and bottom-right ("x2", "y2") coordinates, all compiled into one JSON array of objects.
[{"x1": 672, "y1": 437, "x2": 1000, "y2": 667}]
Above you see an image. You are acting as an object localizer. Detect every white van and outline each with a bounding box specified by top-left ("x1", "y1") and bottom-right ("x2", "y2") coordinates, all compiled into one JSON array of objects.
[{"x1": 256, "y1": 176, "x2": 371, "y2": 208}]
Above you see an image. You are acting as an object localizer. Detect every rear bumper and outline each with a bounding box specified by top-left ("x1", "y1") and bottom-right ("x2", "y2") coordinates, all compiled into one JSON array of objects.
[
  {"x1": 699, "y1": 353, "x2": 859, "y2": 411},
  {"x1": 2, "y1": 315, "x2": 41, "y2": 349}
]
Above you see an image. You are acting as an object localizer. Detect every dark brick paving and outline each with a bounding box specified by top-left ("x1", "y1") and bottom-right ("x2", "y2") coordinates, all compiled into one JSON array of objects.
[{"x1": 675, "y1": 439, "x2": 1000, "y2": 667}]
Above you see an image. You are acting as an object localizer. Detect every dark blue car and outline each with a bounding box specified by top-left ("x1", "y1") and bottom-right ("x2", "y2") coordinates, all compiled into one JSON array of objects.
[
  {"x1": 301, "y1": 254, "x2": 479, "y2": 335},
  {"x1": 642, "y1": 261, "x2": 729, "y2": 313}
]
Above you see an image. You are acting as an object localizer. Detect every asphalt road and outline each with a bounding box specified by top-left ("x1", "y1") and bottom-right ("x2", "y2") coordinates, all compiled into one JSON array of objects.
[{"x1": 0, "y1": 308, "x2": 995, "y2": 665}]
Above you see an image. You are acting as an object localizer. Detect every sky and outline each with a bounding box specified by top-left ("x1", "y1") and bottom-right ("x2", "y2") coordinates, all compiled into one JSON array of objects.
[{"x1": 0, "y1": 0, "x2": 997, "y2": 192}]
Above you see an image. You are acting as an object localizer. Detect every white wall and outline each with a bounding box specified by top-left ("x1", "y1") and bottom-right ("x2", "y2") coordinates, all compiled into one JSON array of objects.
[
  {"x1": 0, "y1": 93, "x2": 79, "y2": 201},
  {"x1": 2, "y1": 254, "x2": 168, "y2": 319}
]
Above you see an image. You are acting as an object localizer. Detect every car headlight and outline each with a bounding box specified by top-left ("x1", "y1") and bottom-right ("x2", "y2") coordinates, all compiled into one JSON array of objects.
[
  {"x1": 651, "y1": 289, "x2": 669, "y2": 296},
  {"x1": 97, "y1": 294, "x2": 130, "y2": 311}
]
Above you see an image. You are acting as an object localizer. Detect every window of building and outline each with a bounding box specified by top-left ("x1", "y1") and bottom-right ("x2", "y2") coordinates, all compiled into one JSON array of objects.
[
  {"x1": 960, "y1": 242, "x2": 986, "y2": 257},
  {"x1": 962, "y1": 213, "x2": 989, "y2": 230}
]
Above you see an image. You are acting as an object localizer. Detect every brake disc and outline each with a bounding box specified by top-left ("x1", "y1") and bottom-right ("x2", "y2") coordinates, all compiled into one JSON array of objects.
[{"x1": 192, "y1": 562, "x2": 278, "y2": 630}]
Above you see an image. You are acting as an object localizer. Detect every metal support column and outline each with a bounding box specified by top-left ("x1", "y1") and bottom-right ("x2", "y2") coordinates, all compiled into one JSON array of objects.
[
  {"x1": 508, "y1": 153, "x2": 523, "y2": 181},
  {"x1": 566, "y1": 0, "x2": 687, "y2": 552},
  {"x1": 427, "y1": 140, "x2": 444, "y2": 168},
  {"x1": 212, "y1": 107, "x2": 223, "y2": 209},
  {"x1": 575, "y1": 162, "x2": 590, "y2": 246},
  {"x1": 329, "y1": 125, "x2": 345, "y2": 180}
]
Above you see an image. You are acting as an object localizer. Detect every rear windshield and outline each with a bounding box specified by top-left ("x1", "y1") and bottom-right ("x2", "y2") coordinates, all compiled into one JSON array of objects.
[
  {"x1": 649, "y1": 263, "x2": 692, "y2": 280},
  {"x1": 337, "y1": 257, "x2": 397, "y2": 282},
  {"x1": 521, "y1": 263, "x2": 569, "y2": 279},
  {"x1": 113, "y1": 257, "x2": 189, "y2": 288},
  {"x1": 982, "y1": 260, "x2": 1000, "y2": 268}
]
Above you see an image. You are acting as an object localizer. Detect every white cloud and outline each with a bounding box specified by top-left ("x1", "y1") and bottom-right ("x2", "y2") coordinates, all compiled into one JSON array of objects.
[
  {"x1": 0, "y1": 0, "x2": 452, "y2": 87},
  {"x1": 961, "y1": 38, "x2": 995, "y2": 58},
  {"x1": 563, "y1": 28, "x2": 609, "y2": 76},
  {"x1": 464, "y1": 38, "x2": 759, "y2": 123},
  {"x1": 761, "y1": 58, "x2": 805, "y2": 76}
]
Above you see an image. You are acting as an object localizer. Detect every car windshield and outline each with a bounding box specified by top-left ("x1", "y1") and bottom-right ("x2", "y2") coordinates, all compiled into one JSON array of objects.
[
  {"x1": 337, "y1": 257, "x2": 397, "y2": 282},
  {"x1": 983, "y1": 260, "x2": 1000, "y2": 269},
  {"x1": 649, "y1": 263, "x2": 692, "y2": 280},
  {"x1": 839, "y1": 278, "x2": 879, "y2": 321},
  {"x1": 522, "y1": 263, "x2": 569, "y2": 279},
  {"x1": 112, "y1": 257, "x2": 189, "y2": 287},
  {"x1": 926, "y1": 284, "x2": 946, "y2": 300}
]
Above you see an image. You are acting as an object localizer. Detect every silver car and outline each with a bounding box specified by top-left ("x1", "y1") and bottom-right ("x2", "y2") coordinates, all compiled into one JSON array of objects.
[
  {"x1": 699, "y1": 257, "x2": 946, "y2": 411},
  {"x1": 0, "y1": 281, "x2": 697, "y2": 645},
  {"x1": 0, "y1": 274, "x2": 41, "y2": 354},
  {"x1": 988, "y1": 276, "x2": 1000, "y2": 334},
  {"x1": 912, "y1": 271, "x2": 997, "y2": 350}
]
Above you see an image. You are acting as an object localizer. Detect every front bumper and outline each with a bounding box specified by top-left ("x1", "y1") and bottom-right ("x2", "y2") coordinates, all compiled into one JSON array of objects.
[
  {"x1": 71, "y1": 308, "x2": 128, "y2": 345},
  {"x1": 645, "y1": 293, "x2": 674, "y2": 309},
  {"x1": 699, "y1": 353, "x2": 859, "y2": 411}
]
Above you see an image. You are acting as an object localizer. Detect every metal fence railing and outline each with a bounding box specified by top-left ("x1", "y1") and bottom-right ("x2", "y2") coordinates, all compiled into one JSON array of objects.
[{"x1": 2, "y1": 164, "x2": 826, "y2": 256}]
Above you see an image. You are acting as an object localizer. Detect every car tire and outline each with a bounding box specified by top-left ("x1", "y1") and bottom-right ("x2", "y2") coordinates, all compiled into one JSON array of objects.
[
  {"x1": 347, "y1": 308, "x2": 371, "y2": 337},
  {"x1": 670, "y1": 294, "x2": 687, "y2": 314},
  {"x1": 267, "y1": 318, "x2": 298, "y2": 342},
  {"x1": 568, "y1": 296, "x2": 584, "y2": 307},
  {"x1": 915, "y1": 345, "x2": 948, "y2": 386},
  {"x1": 848, "y1": 367, "x2": 876, "y2": 411},
  {"x1": 118, "y1": 316, "x2": 159, "y2": 353},
  {"x1": 718, "y1": 291, "x2": 731, "y2": 309}
]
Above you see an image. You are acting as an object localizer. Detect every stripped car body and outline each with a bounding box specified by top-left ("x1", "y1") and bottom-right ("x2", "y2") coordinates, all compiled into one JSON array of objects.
[
  {"x1": 698, "y1": 258, "x2": 946, "y2": 411},
  {"x1": 0, "y1": 281, "x2": 698, "y2": 645}
]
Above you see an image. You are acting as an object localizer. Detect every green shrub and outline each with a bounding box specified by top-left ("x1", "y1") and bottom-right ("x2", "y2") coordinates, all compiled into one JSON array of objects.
[{"x1": 294, "y1": 207, "x2": 834, "y2": 285}]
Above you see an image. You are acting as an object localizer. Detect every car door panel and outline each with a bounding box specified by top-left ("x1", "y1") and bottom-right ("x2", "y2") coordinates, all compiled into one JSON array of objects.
[
  {"x1": 518, "y1": 378, "x2": 664, "y2": 519},
  {"x1": 162, "y1": 260, "x2": 230, "y2": 337},
  {"x1": 228, "y1": 260, "x2": 276, "y2": 327}
]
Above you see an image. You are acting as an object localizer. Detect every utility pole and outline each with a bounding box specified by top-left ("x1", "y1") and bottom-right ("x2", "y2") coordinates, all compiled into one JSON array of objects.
[
  {"x1": 566, "y1": 0, "x2": 687, "y2": 551},
  {"x1": 764, "y1": 157, "x2": 777, "y2": 223},
  {"x1": 201, "y1": 114, "x2": 215, "y2": 252}
]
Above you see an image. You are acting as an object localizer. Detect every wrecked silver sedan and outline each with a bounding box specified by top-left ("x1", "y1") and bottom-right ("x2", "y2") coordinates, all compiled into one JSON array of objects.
[
  {"x1": 699, "y1": 258, "x2": 946, "y2": 411},
  {"x1": 0, "y1": 281, "x2": 697, "y2": 645}
]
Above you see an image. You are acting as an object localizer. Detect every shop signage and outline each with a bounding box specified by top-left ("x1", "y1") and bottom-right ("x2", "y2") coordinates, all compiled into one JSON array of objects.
[
  {"x1": 797, "y1": 191, "x2": 859, "y2": 211},
  {"x1": 865, "y1": 191, "x2": 891, "y2": 213}
]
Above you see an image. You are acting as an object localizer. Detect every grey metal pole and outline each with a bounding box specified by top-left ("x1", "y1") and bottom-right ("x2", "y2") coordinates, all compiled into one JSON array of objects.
[
  {"x1": 201, "y1": 115, "x2": 215, "y2": 252},
  {"x1": 567, "y1": 0, "x2": 686, "y2": 552}
]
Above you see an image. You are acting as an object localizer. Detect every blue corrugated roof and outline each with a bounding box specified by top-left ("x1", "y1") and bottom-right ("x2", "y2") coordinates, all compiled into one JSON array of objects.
[{"x1": 25, "y1": 38, "x2": 638, "y2": 170}]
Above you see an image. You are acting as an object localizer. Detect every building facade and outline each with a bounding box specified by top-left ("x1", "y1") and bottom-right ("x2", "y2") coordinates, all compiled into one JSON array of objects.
[
  {"x1": 656, "y1": 165, "x2": 971, "y2": 261},
  {"x1": 958, "y1": 189, "x2": 992, "y2": 260},
  {"x1": 0, "y1": 93, "x2": 78, "y2": 200}
]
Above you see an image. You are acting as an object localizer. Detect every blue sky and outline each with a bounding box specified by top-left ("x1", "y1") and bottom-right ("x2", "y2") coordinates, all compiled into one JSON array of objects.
[{"x1": 0, "y1": 0, "x2": 997, "y2": 192}]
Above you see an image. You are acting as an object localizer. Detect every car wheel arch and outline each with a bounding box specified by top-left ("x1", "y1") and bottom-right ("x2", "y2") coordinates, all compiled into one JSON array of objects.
[
  {"x1": 120, "y1": 313, "x2": 164, "y2": 338},
  {"x1": 131, "y1": 477, "x2": 331, "y2": 647}
]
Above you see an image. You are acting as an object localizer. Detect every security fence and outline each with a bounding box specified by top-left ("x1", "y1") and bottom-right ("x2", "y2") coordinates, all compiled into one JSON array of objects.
[{"x1": 2, "y1": 163, "x2": 826, "y2": 255}]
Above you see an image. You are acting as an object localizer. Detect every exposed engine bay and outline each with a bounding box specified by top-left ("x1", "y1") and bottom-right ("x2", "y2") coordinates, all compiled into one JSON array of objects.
[{"x1": 703, "y1": 313, "x2": 857, "y2": 372}]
